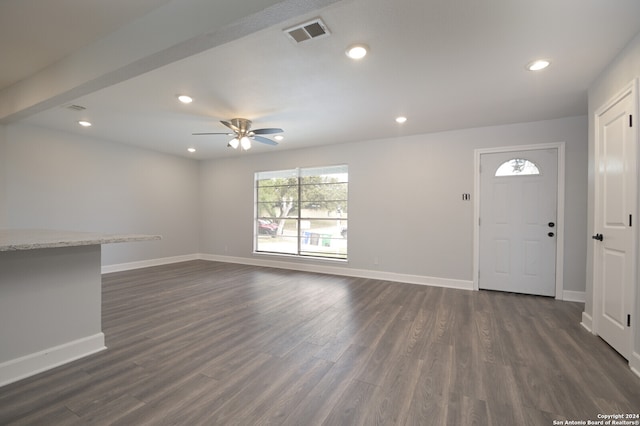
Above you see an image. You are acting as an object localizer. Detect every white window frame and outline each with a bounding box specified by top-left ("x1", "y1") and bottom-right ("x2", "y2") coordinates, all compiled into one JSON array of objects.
[{"x1": 254, "y1": 165, "x2": 348, "y2": 260}]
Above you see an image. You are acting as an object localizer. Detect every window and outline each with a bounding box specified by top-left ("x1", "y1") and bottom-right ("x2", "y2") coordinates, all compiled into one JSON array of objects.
[
  {"x1": 495, "y1": 158, "x2": 540, "y2": 176},
  {"x1": 255, "y1": 165, "x2": 348, "y2": 259}
]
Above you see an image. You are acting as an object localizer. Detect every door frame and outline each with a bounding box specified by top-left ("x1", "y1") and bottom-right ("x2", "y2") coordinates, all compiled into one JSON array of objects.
[
  {"x1": 473, "y1": 142, "x2": 566, "y2": 298},
  {"x1": 591, "y1": 78, "x2": 638, "y2": 359}
]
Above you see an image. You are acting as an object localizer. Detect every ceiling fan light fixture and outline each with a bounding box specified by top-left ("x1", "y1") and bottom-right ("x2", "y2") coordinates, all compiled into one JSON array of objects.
[
  {"x1": 240, "y1": 136, "x2": 252, "y2": 150},
  {"x1": 187, "y1": 147, "x2": 196, "y2": 153},
  {"x1": 274, "y1": 135, "x2": 284, "y2": 141},
  {"x1": 78, "y1": 120, "x2": 92, "y2": 127},
  {"x1": 195, "y1": 118, "x2": 281, "y2": 150},
  {"x1": 346, "y1": 44, "x2": 368, "y2": 59},
  {"x1": 395, "y1": 116, "x2": 407, "y2": 124},
  {"x1": 177, "y1": 95, "x2": 193, "y2": 104}
]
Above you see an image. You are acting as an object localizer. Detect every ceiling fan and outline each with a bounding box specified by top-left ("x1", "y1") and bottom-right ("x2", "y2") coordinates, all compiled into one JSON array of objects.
[{"x1": 192, "y1": 118, "x2": 283, "y2": 150}]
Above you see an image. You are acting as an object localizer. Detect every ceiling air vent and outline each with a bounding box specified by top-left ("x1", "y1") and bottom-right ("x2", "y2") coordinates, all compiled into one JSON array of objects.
[{"x1": 284, "y1": 18, "x2": 330, "y2": 43}]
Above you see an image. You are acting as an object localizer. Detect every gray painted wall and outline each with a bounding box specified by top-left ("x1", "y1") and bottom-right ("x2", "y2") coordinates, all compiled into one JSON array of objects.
[
  {"x1": 4, "y1": 116, "x2": 588, "y2": 293},
  {"x1": 586, "y1": 30, "x2": 640, "y2": 359},
  {"x1": 4, "y1": 124, "x2": 201, "y2": 265},
  {"x1": 200, "y1": 115, "x2": 588, "y2": 292},
  {"x1": 0, "y1": 124, "x2": 7, "y2": 228}
]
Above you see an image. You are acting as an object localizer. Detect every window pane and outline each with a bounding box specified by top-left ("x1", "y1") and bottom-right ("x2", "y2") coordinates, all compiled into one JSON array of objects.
[
  {"x1": 300, "y1": 218, "x2": 347, "y2": 259},
  {"x1": 256, "y1": 176, "x2": 298, "y2": 219},
  {"x1": 300, "y1": 219, "x2": 347, "y2": 237},
  {"x1": 495, "y1": 158, "x2": 540, "y2": 176},
  {"x1": 300, "y1": 202, "x2": 348, "y2": 219},
  {"x1": 301, "y1": 182, "x2": 348, "y2": 200},
  {"x1": 255, "y1": 165, "x2": 347, "y2": 259},
  {"x1": 257, "y1": 189, "x2": 298, "y2": 203},
  {"x1": 255, "y1": 220, "x2": 298, "y2": 254},
  {"x1": 256, "y1": 219, "x2": 279, "y2": 236}
]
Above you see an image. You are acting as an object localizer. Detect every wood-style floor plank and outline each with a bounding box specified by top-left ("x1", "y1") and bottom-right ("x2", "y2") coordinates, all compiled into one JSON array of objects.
[{"x1": 1, "y1": 260, "x2": 639, "y2": 425}]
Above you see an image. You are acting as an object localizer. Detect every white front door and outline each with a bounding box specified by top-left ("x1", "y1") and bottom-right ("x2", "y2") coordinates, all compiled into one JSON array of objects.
[
  {"x1": 479, "y1": 149, "x2": 558, "y2": 296},
  {"x1": 594, "y1": 84, "x2": 636, "y2": 360}
]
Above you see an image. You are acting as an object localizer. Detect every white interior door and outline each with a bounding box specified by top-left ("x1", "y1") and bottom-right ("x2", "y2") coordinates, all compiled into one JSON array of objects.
[
  {"x1": 594, "y1": 86, "x2": 636, "y2": 360},
  {"x1": 479, "y1": 149, "x2": 558, "y2": 296}
]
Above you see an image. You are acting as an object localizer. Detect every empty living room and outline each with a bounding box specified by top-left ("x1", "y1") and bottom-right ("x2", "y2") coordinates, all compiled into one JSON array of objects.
[{"x1": 1, "y1": 0, "x2": 640, "y2": 424}]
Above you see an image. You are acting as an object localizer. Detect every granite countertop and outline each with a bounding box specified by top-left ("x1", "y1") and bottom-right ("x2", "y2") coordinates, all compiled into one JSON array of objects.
[{"x1": 0, "y1": 229, "x2": 162, "y2": 251}]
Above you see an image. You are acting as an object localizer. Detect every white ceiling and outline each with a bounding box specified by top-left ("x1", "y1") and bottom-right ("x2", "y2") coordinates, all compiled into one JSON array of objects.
[{"x1": 2, "y1": 0, "x2": 640, "y2": 159}]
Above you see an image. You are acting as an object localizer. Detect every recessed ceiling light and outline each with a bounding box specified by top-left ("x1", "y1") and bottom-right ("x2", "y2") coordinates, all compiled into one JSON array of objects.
[
  {"x1": 78, "y1": 121, "x2": 92, "y2": 127},
  {"x1": 177, "y1": 95, "x2": 193, "y2": 104},
  {"x1": 395, "y1": 116, "x2": 407, "y2": 124},
  {"x1": 346, "y1": 44, "x2": 368, "y2": 59},
  {"x1": 526, "y1": 59, "x2": 550, "y2": 71},
  {"x1": 187, "y1": 147, "x2": 196, "y2": 153},
  {"x1": 274, "y1": 135, "x2": 284, "y2": 141}
]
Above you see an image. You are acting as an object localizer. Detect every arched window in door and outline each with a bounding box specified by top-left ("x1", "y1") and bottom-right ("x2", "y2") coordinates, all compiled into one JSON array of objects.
[{"x1": 495, "y1": 158, "x2": 540, "y2": 176}]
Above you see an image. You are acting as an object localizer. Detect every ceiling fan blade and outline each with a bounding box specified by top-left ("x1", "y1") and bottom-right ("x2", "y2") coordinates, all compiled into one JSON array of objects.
[
  {"x1": 221, "y1": 120, "x2": 239, "y2": 132},
  {"x1": 192, "y1": 132, "x2": 233, "y2": 135},
  {"x1": 252, "y1": 128, "x2": 284, "y2": 135},
  {"x1": 253, "y1": 135, "x2": 278, "y2": 146}
]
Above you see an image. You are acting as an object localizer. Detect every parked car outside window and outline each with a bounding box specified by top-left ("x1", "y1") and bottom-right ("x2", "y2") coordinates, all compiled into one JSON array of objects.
[{"x1": 258, "y1": 219, "x2": 278, "y2": 237}]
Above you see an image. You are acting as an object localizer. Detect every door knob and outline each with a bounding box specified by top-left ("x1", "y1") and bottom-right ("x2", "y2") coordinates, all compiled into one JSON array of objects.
[
  {"x1": 592, "y1": 233, "x2": 603, "y2": 241},
  {"x1": 548, "y1": 232, "x2": 555, "y2": 237},
  {"x1": 548, "y1": 222, "x2": 555, "y2": 228}
]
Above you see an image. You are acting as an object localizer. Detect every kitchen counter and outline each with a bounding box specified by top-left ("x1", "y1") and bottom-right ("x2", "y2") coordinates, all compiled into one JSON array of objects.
[
  {"x1": 0, "y1": 229, "x2": 161, "y2": 387},
  {"x1": 0, "y1": 229, "x2": 161, "y2": 251}
]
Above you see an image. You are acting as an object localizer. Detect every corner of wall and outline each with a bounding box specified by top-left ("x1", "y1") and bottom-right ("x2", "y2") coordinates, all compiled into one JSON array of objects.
[
  {"x1": 580, "y1": 311, "x2": 593, "y2": 333},
  {"x1": 0, "y1": 124, "x2": 7, "y2": 228}
]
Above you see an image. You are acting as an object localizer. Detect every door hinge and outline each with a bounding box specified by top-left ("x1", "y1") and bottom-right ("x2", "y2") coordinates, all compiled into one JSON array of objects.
[
  {"x1": 628, "y1": 314, "x2": 631, "y2": 327},
  {"x1": 630, "y1": 115, "x2": 633, "y2": 127},
  {"x1": 630, "y1": 214, "x2": 633, "y2": 227}
]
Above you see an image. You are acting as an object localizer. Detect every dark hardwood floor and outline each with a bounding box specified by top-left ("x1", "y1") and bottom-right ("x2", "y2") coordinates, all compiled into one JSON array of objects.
[{"x1": 1, "y1": 260, "x2": 638, "y2": 425}]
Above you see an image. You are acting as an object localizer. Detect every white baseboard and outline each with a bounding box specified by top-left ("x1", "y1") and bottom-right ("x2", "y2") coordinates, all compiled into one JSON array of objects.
[
  {"x1": 102, "y1": 253, "x2": 597, "y2": 297},
  {"x1": 200, "y1": 253, "x2": 474, "y2": 290},
  {"x1": 562, "y1": 290, "x2": 586, "y2": 303},
  {"x1": 103, "y1": 253, "x2": 594, "y2": 298},
  {"x1": 0, "y1": 333, "x2": 105, "y2": 388},
  {"x1": 103, "y1": 252, "x2": 473, "y2": 290},
  {"x1": 581, "y1": 312, "x2": 593, "y2": 333},
  {"x1": 102, "y1": 254, "x2": 200, "y2": 274}
]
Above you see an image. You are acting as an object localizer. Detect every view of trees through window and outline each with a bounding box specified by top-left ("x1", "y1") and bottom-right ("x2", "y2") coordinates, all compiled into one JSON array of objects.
[{"x1": 255, "y1": 165, "x2": 348, "y2": 259}]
